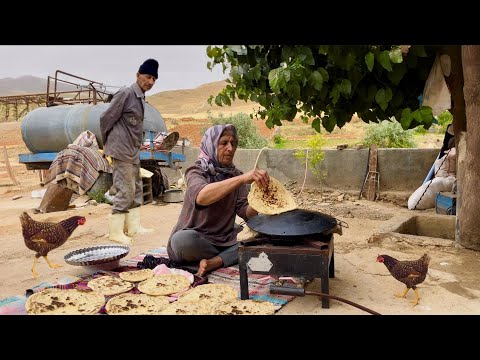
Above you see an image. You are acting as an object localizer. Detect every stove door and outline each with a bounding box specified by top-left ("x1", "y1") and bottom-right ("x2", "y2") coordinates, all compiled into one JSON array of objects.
[{"x1": 246, "y1": 209, "x2": 338, "y2": 236}]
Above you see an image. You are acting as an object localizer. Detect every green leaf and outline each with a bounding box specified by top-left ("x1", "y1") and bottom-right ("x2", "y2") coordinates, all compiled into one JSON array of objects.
[
  {"x1": 266, "y1": 117, "x2": 274, "y2": 129},
  {"x1": 312, "y1": 117, "x2": 321, "y2": 132},
  {"x1": 298, "y1": 47, "x2": 315, "y2": 65},
  {"x1": 268, "y1": 68, "x2": 281, "y2": 93},
  {"x1": 387, "y1": 62, "x2": 407, "y2": 85},
  {"x1": 308, "y1": 71, "x2": 323, "y2": 91},
  {"x1": 318, "y1": 45, "x2": 329, "y2": 55},
  {"x1": 389, "y1": 48, "x2": 403, "y2": 63},
  {"x1": 400, "y1": 108, "x2": 414, "y2": 129},
  {"x1": 365, "y1": 52, "x2": 374, "y2": 72},
  {"x1": 229, "y1": 45, "x2": 248, "y2": 55},
  {"x1": 329, "y1": 84, "x2": 340, "y2": 105},
  {"x1": 378, "y1": 51, "x2": 393, "y2": 72},
  {"x1": 322, "y1": 114, "x2": 336, "y2": 133},
  {"x1": 318, "y1": 67, "x2": 329, "y2": 82},
  {"x1": 375, "y1": 88, "x2": 386, "y2": 104},
  {"x1": 286, "y1": 82, "x2": 301, "y2": 99},
  {"x1": 385, "y1": 87, "x2": 393, "y2": 102},
  {"x1": 221, "y1": 93, "x2": 231, "y2": 106},
  {"x1": 413, "y1": 106, "x2": 433, "y2": 124},
  {"x1": 339, "y1": 79, "x2": 352, "y2": 95},
  {"x1": 214, "y1": 95, "x2": 223, "y2": 107}
]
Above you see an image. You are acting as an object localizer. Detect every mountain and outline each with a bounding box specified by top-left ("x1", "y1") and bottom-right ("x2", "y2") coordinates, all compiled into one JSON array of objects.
[
  {"x1": 147, "y1": 80, "x2": 259, "y2": 119},
  {"x1": 0, "y1": 75, "x2": 77, "y2": 96}
]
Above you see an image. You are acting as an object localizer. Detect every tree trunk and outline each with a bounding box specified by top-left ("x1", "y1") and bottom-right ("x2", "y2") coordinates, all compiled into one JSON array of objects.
[
  {"x1": 439, "y1": 46, "x2": 466, "y2": 246},
  {"x1": 459, "y1": 46, "x2": 480, "y2": 250}
]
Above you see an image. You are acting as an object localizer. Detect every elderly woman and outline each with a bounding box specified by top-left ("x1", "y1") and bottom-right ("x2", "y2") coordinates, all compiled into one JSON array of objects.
[{"x1": 167, "y1": 124, "x2": 269, "y2": 276}]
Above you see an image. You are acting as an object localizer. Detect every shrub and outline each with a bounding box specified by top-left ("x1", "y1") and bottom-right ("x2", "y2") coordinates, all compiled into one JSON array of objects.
[
  {"x1": 272, "y1": 134, "x2": 287, "y2": 149},
  {"x1": 362, "y1": 121, "x2": 416, "y2": 148},
  {"x1": 206, "y1": 112, "x2": 268, "y2": 149},
  {"x1": 436, "y1": 110, "x2": 453, "y2": 134},
  {"x1": 293, "y1": 133, "x2": 327, "y2": 181}
]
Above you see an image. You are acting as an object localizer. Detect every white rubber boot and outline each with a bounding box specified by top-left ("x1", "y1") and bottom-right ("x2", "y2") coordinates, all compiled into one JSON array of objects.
[
  {"x1": 109, "y1": 213, "x2": 133, "y2": 245},
  {"x1": 125, "y1": 207, "x2": 153, "y2": 237}
]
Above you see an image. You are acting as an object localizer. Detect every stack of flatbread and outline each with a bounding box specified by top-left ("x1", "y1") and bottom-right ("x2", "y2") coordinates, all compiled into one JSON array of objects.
[
  {"x1": 248, "y1": 176, "x2": 297, "y2": 215},
  {"x1": 105, "y1": 293, "x2": 170, "y2": 315},
  {"x1": 137, "y1": 274, "x2": 190, "y2": 296},
  {"x1": 160, "y1": 284, "x2": 238, "y2": 315},
  {"x1": 25, "y1": 288, "x2": 105, "y2": 315},
  {"x1": 212, "y1": 299, "x2": 275, "y2": 315},
  {"x1": 119, "y1": 269, "x2": 154, "y2": 283},
  {"x1": 87, "y1": 276, "x2": 134, "y2": 296}
]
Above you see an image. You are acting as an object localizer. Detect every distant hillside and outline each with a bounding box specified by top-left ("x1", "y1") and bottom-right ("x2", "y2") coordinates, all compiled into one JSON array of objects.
[
  {"x1": 147, "y1": 80, "x2": 260, "y2": 119},
  {"x1": 0, "y1": 75, "x2": 76, "y2": 96}
]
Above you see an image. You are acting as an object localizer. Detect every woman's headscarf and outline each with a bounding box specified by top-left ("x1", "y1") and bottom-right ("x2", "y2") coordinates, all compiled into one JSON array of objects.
[{"x1": 195, "y1": 124, "x2": 238, "y2": 181}]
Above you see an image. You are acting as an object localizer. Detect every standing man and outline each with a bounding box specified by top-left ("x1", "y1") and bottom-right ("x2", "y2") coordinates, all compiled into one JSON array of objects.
[{"x1": 100, "y1": 59, "x2": 158, "y2": 244}]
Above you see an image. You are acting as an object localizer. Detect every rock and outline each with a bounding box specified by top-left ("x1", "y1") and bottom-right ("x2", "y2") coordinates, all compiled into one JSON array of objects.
[{"x1": 12, "y1": 195, "x2": 22, "y2": 200}]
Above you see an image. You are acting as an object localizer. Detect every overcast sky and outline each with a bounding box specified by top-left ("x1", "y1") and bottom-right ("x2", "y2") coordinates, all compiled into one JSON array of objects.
[{"x1": 0, "y1": 45, "x2": 228, "y2": 94}]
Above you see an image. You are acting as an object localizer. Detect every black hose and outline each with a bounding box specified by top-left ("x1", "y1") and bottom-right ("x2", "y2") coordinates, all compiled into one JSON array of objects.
[{"x1": 270, "y1": 285, "x2": 381, "y2": 315}]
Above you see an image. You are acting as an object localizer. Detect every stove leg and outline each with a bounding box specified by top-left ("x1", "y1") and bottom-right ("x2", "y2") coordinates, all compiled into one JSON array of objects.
[
  {"x1": 329, "y1": 252, "x2": 335, "y2": 278},
  {"x1": 321, "y1": 275, "x2": 330, "y2": 308},
  {"x1": 239, "y1": 260, "x2": 249, "y2": 300}
]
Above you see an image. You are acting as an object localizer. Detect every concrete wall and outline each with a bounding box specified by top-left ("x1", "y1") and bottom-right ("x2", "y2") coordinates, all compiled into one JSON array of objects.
[{"x1": 165, "y1": 147, "x2": 439, "y2": 192}]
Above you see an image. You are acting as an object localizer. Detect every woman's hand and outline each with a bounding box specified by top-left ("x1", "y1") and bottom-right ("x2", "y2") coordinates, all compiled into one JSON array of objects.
[{"x1": 243, "y1": 168, "x2": 270, "y2": 188}]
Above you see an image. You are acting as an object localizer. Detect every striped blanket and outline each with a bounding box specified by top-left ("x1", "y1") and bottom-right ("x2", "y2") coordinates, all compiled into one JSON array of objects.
[{"x1": 46, "y1": 145, "x2": 112, "y2": 195}]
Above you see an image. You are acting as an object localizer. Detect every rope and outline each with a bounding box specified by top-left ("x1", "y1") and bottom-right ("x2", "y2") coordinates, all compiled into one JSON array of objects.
[
  {"x1": 297, "y1": 148, "x2": 309, "y2": 197},
  {"x1": 413, "y1": 147, "x2": 452, "y2": 210},
  {"x1": 253, "y1": 147, "x2": 270, "y2": 169}
]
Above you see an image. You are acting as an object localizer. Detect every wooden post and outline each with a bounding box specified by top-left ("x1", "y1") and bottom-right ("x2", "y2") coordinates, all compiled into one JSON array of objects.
[{"x1": 2, "y1": 146, "x2": 19, "y2": 185}]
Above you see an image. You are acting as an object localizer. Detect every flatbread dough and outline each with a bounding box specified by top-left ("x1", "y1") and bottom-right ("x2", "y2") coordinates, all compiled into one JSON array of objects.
[
  {"x1": 177, "y1": 283, "x2": 238, "y2": 304},
  {"x1": 160, "y1": 300, "x2": 213, "y2": 315},
  {"x1": 137, "y1": 274, "x2": 190, "y2": 296},
  {"x1": 248, "y1": 176, "x2": 297, "y2": 215},
  {"x1": 212, "y1": 299, "x2": 275, "y2": 315},
  {"x1": 25, "y1": 288, "x2": 105, "y2": 315},
  {"x1": 105, "y1": 293, "x2": 169, "y2": 315},
  {"x1": 87, "y1": 275, "x2": 134, "y2": 296},
  {"x1": 118, "y1": 269, "x2": 154, "y2": 283}
]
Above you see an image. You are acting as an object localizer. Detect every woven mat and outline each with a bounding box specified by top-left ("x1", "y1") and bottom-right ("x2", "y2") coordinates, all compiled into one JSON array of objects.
[{"x1": 0, "y1": 247, "x2": 295, "y2": 315}]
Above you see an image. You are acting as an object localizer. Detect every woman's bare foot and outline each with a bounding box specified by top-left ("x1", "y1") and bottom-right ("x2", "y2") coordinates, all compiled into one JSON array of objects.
[{"x1": 197, "y1": 256, "x2": 224, "y2": 276}]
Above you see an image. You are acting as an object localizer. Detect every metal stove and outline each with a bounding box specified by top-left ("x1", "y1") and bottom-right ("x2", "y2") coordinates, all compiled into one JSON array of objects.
[{"x1": 238, "y1": 231, "x2": 336, "y2": 308}]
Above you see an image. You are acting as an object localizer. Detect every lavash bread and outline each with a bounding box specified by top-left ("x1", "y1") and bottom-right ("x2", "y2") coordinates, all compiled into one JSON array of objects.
[
  {"x1": 177, "y1": 283, "x2": 238, "y2": 304},
  {"x1": 212, "y1": 299, "x2": 275, "y2": 315},
  {"x1": 87, "y1": 275, "x2": 134, "y2": 296},
  {"x1": 119, "y1": 269, "x2": 154, "y2": 283},
  {"x1": 248, "y1": 176, "x2": 297, "y2": 215},
  {"x1": 25, "y1": 288, "x2": 105, "y2": 315},
  {"x1": 105, "y1": 293, "x2": 169, "y2": 315},
  {"x1": 137, "y1": 274, "x2": 190, "y2": 296},
  {"x1": 160, "y1": 300, "x2": 214, "y2": 315}
]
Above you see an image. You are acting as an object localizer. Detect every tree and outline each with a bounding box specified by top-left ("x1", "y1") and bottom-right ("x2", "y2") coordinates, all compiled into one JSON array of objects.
[{"x1": 206, "y1": 45, "x2": 479, "y2": 250}]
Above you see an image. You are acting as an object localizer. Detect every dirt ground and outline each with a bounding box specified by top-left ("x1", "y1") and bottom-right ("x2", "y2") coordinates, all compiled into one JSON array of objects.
[{"x1": 2, "y1": 121, "x2": 480, "y2": 315}]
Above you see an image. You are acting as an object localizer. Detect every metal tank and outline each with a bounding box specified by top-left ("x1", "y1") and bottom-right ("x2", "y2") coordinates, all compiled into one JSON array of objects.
[{"x1": 21, "y1": 103, "x2": 167, "y2": 153}]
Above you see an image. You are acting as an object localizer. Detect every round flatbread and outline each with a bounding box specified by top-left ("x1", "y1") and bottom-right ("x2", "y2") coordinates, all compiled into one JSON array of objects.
[
  {"x1": 137, "y1": 274, "x2": 190, "y2": 296},
  {"x1": 212, "y1": 299, "x2": 275, "y2": 315},
  {"x1": 105, "y1": 293, "x2": 170, "y2": 315},
  {"x1": 248, "y1": 176, "x2": 297, "y2": 215},
  {"x1": 160, "y1": 300, "x2": 213, "y2": 315},
  {"x1": 119, "y1": 269, "x2": 154, "y2": 283},
  {"x1": 87, "y1": 275, "x2": 134, "y2": 296},
  {"x1": 177, "y1": 284, "x2": 238, "y2": 304},
  {"x1": 25, "y1": 288, "x2": 105, "y2": 315}
]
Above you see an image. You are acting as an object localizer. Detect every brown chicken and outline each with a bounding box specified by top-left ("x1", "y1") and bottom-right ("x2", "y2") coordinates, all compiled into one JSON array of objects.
[
  {"x1": 377, "y1": 253, "x2": 431, "y2": 306},
  {"x1": 20, "y1": 212, "x2": 86, "y2": 278}
]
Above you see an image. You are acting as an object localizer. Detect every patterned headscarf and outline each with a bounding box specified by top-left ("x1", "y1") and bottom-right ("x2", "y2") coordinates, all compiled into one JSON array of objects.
[{"x1": 196, "y1": 124, "x2": 238, "y2": 181}]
